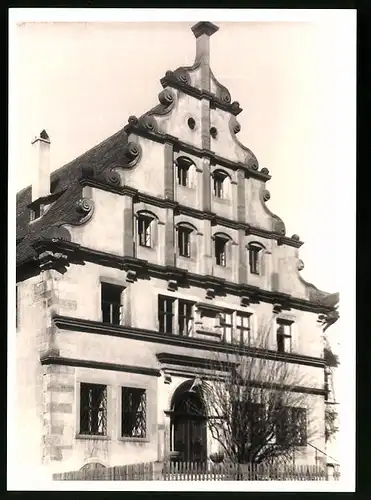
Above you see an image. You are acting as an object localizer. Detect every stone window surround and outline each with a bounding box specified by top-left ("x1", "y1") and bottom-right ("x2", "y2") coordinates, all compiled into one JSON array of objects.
[
  {"x1": 75, "y1": 379, "x2": 152, "y2": 443},
  {"x1": 117, "y1": 381, "x2": 151, "y2": 443},
  {"x1": 75, "y1": 380, "x2": 113, "y2": 441}
]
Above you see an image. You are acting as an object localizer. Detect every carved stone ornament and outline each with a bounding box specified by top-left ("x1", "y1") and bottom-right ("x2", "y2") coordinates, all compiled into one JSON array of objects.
[
  {"x1": 206, "y1": 288, "x2": 215, "y2": 300},
  {"x1": 128, "y1": 115, "x2": 139, "y2": 126},
  {"x1": 261, "y1": 167, "x2": 270, "y2": 175},
  {"x1": 246, "y1": 156, "x2": 259, "y2": 170},
  {"x1": 173, "y1": 68, "x2": 191, "y2": 86},
  {"x1": 273, "y1": 219, "x2": 286, "y2": 236},
  {"x1": 297, "y1": 259, "x2": 305, "y2": 271},
  {"x1": 104, "y1": 169, "x2": 121, "y2": 187},
  {"x1": 123, "y1": 141, "x2": 142, "y2": 167},
  {"x1": 231, "y1": 101, "x2": 240, "y2": 112},
  {"x1": 38, "y1": 250, "x2": 69, "y2": 273},
  {"x1": 291, "y1": 234, "x2": 300, "y2": 241},
  {"x1": 76, "y1": 198, "x2": 94, "y2": 215},
  {"x1": 263, "y1": 190, "x2": 271, "y2": 202},
  {"x1": 139, "y1": 114, "x2": 158, "y2": 133},
  {"x1": 220, "y1": 88, "x2": 231, "y2": 104},
  {"x1": 168, "y1": 279, "x2": 178, "y2": 292},
  {"x1": 158, "y1": 88, "x2": 176, "y2": 108},
  {"x1": 230, "y1": 117, "x2": 241, "y2": 135},
  {"x1": 126, "y1": 270, "x2": 137, "y2": 283},
  {"x1": 240, "y1": 296, "x2": 251, "y2": 307},
  {"x1": 273, "y1": 303, "x2": 283, "y2": 314}
]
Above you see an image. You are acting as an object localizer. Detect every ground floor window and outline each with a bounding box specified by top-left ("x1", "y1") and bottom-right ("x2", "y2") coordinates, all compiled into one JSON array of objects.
[
  {"x1": 121, "y1": 387, "x2": 147, "y2": 439},
  {"x1": 80, "y1": 383, "x2": 107, "y2": 436}
]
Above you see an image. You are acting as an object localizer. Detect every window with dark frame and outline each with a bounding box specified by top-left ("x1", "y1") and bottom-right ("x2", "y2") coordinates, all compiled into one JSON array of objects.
[
  {"x1": 178, "y1": 226, "x2": 192, "y2": 257},
  {"x1": 101, "y1": 283, "x2": 123, "y2": 325},
  {"x1": 276, "y1": 406, "x2": 307, "y2": 446},
  {"x1": 221, "y1": 311, "x2": 233, "y2": 343},
  {"x1": 177, "y1": 160, "x2": 190, "y2": 187},
  {"x1": 80, "y1": 383, "x2": 107, "y2": 436},
  {"x1": 232, "y1": 401, "x2": 264, "y2": 446},
  {"x1": 178, "y1": 300, "x2": 194, "y2": 336},
  {"x1": 276, "y1": 321, "x2": 292, "y2": 353},
  {"x1": 30, "y1": 205, "x2": 42, "y2": 221},
  {"x1": 215, "y1": 236, "x2": 228, "y2": 266},
  {"x1": 137, "y1": 215, "x2": 153, "y2": 247},
  {"x1": 121, "y1": 387, "x2": 147, "y2": 439},
  {"x1": 249, "y1": 245, "x2": 261, "y2": 275},
  {"x1": 213, "y1": 171, "x2": 226, "y2": 198},
  {"x1": 236, "y1": 313, "x2": 251, "y2": 345},
  {"x1": 158, "y1": 295, "x2": 175, "y2": 334}
]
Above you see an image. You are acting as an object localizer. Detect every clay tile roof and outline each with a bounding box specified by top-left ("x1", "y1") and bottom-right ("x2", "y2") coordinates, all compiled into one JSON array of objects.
[{"x1": 16, "y1": 128, "x2": 128, "y2": 267}]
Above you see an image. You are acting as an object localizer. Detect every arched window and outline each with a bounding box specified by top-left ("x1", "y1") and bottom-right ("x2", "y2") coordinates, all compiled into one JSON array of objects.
[
  {"x1": 176, "y1": 157, "x2": 195, "y2": 188},
  {"x1": 176, "y1": 222, "x2": 197, "y2": 258},
  {"x1": 247, "y1": 242, "x2": 265, "y2": 275},
  {"x1": 214, "y1": 233, "x2": 231, "y2": 267},
  {"x1": 212, "y1": 170, "x2": 230, "y2": 199},
  {"x1": 137, "y1": 212, "x2": 156, "y2": 248}
]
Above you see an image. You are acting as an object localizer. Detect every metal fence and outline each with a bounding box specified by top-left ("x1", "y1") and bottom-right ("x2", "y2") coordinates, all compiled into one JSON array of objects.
[{"x1": 53, "y1": 460, "x2": 339, "y2": 481}]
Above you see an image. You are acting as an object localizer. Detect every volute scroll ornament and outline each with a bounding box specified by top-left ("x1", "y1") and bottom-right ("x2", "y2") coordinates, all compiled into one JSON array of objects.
[
  {"x1": 173, "y1": 68, "x2": 191, "y2": 86},
  {"x1": 263, "y1": 190, "x2": 271, "y2": 202},
  {"x1": 261, "y1": 167, "x2": 270, "y2": 175},
  {"x1": 139, "y1": 115, "x2": 158, "y2": 133},
  {"x1": 158, "y1": 88, "x2": 176, "y2": 108},
  {"x1": 104, "y1": 169, "x2": 121, "y2": 187},
  {"x1": 76, "y1": 198, "x2": 94, "y2": 215},
  {"x1": 297, "y1": 259, "x2": 305, "y2": 271},
  {"x1": 123, "y1": 141, "x2": 142, "y2": 167}
]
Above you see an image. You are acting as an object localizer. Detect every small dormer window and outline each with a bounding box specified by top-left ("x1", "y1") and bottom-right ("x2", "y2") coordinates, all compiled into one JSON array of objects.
[{"x1": 30, "y1": 204, "x2": 42, "y2": 221}]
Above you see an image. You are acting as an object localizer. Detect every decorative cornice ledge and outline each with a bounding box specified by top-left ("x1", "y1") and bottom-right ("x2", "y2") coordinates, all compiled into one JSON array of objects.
[
  {"x1": 52, "y1": 315, "x2": 327, "y2": 369},
  {"x1": 26, "y1": 239, "x2": 331, "y2": 314},
  {"x1": 40, "y1": 354, "x2": 161, "y2": 377}
]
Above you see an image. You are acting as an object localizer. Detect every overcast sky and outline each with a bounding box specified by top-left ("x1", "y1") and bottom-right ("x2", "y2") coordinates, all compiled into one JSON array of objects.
[{"x1": 9, "y1": 11, "x2": 355, "y2": 484}]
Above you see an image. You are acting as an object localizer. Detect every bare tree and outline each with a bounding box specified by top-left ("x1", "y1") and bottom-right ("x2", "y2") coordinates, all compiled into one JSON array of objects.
[{"x1": 192, "y1": 316, "x2": 321, "y2": 465}]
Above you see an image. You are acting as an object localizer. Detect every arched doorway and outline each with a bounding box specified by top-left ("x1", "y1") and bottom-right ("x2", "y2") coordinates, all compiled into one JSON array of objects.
[{"x1": 170, "y1": 380, "x2": 207, "y2": 463}]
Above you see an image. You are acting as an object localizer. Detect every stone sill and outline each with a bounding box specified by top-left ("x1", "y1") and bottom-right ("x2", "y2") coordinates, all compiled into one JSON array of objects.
[
  {"x1": 75, "y1": 434, "x2": 111, "y2": 441},
  {"x1": 195, "y1": 329, "x2": 222, "y2": 339},
  {"x1": 212, "y1": 196, "x2": 232, "y2": 206},
  {"x1": 118, "y1": 437, "x2": 150, "y2": 443}
]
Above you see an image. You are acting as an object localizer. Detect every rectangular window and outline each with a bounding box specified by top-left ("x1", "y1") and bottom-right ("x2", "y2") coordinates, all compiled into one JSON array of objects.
[
  {"x1": 221, "y1": 312, "x2": 233, "y2": 343},
  {"x1": 232, "y1": 401, "x2": 264, "y2": 446},
  {"x1": 249, "y1": 246, "x2": 261, "y2": 275},
  {"x1": 158, "y1": 295, "x2": 175, "y2": 334},
  {"x1": 177, "y1": 164, "x2": 189, "y2": 187},
  {"x1": 121, "y1": 387, "x2": 147, "y2": 439},
  {"x1": 276, "y1": 406, "x2": 307, "y2": 446},
  {"x1": 236, "y1": 312, "x2": 251, "y2": 345},
  {"x1": 80, "y1": 383, "x2": 107, "y2": 436},
  {"x1": 178, "y1": 227, "x2": 191, "y2": 257},
  {"x1": 138, "y1": 215, "x2": 152, "y2": 247},
  {"x1": 215, "y1": 237, "x2": 227, "y2": 267},
  {"x1": 276, "y1": 321, "x2": 292, "y2": 353},
  {"x1": 178, "y1": 300, "x2": 194, "y2": 336},
  {"x1": 101, "y1": 283, "x2": 123, "y2": 325}
]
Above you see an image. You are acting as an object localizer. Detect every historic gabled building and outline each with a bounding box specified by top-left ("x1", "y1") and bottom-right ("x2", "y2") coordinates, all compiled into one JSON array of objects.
[{"x1": 15, "y1": 22, "x2": 339, "y2": 476}]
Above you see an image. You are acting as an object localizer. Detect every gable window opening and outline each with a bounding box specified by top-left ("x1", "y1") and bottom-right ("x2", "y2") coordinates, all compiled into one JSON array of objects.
[
  {"x1": 176, "y1": 159, "x2": 191, "y2": 187},
  {"x1": 80, "y1": 383, "x2": 107, "y2": 436},
  {"x1": 213, "y1": 171, "x2": 227, "y2": 198},
  {"x1": 158, "y1": 296, "x2": 175, "y2": 334},
  {"x1": 138, "y1": 215, "x2": 153, "y2": 248},
  {"x1": 121, "y1": 387, "x2": 147, "y2": 439},
  {"x1": 178, "y1": 300, "x2": 194, "y2": 336},
  {"x1": 178, "y1": 226, "x2": 192, "y2": 258},
  {"x1": 276, "y1": 321, "x2": 292, "y2": 353},
  {"x1": 275, "y1": 406, "x2": 307, "y2": 446},
  {"x1": 215, "y1": 236, "x2": 228, "y2": 267},
  {"x1": 236, "y1": 313, "x2": 251, "y2": 346},
  {"x1": 249, "y1": 246, "x2": 261, "y2": 275},
  {"x1": 101, "y1": 283, "x2": 123, "y2": 325}
]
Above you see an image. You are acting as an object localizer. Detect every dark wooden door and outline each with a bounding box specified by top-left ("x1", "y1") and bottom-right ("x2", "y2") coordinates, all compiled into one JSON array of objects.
[{"x1": 173, "y1": 414, "x2": 207, "y2": 462}]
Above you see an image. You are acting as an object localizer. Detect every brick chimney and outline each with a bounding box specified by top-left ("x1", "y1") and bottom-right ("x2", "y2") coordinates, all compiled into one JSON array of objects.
[{"x1": 31, "y1": 129, "x2": 51, "y2": 202}]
